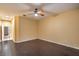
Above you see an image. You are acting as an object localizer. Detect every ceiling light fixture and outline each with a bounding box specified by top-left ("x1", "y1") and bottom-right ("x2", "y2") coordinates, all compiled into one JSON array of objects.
[{"x1": 34, "y1": 13, "x2": 38, "y2": 16}]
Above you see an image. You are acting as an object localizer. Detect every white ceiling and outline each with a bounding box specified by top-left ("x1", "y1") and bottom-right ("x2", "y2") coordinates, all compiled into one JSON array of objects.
[{"x1": 0, "y1": 3, "x2": 79, "y2": 19}]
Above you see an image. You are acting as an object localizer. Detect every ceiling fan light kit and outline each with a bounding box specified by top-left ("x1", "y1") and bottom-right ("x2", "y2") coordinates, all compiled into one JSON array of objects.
[{"x1": 34, "y1": 13, "x2": 38, "y2": 16}]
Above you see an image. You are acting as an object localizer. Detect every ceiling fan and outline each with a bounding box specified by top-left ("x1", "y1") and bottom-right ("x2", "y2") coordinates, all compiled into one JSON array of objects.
[
  {"x1": 33, "y1": 8, "x2": 45, "y2": 16},
  {"x1": 22, "y1": 3, "x2": 53, "y2": 17}
]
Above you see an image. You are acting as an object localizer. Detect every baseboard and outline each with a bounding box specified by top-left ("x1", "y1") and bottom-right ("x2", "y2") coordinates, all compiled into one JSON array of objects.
[
  {"x1": 0, "y1": 40, "x2": 13, "y2": 42},
  {"x1": 40, "y1": 39, "x2": 79, "y2": 50},
  {"x1": 12, "y1": 38, "x2": 79, "y2": 50},
  {"x1": 15, "y1": 39, "x2": 37, "y2": 43}
]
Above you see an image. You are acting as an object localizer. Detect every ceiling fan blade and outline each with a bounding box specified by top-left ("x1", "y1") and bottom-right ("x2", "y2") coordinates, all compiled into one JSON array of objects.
[
  {"x1": 20, "y1": 11, "x2": 33, "y2": 16},
  {"x1": 23, "y1": 3, "x2": 36, "y2": 11},
  {"x1": 39, "y1": 3, "x2": 52, "y2": 11},
  {"x1": 38, "y1": 3, "x2": 45, "y2": 12},
  {"x1": 44, "y1": 10, "x2": 57, "y2": 16},
  {"x1": 25, "y1": 11, "x2": 34, "y2": 15},
  {"x1": 38, "y1": 3, "x2": 54, "y2": 16}
]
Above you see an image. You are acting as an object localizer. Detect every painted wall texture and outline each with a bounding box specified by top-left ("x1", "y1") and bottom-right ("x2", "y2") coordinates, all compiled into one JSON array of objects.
[
  {"x1": 15, "y1": 9, "x2": 79, "y2": 49},
  {"x1": 38, "y1": 9, "x2": 79, "y2": 49},
  {"x1": 15, "y1": 16, "x2": 37, "y2": 43}
]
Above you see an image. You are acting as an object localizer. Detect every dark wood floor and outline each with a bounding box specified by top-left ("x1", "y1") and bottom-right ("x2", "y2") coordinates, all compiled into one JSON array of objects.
[
  {"x1": 0, "y1": 40, "x2": 16, "y2": 56},
  {"x1": 0, "y1": 39, "x2": 79, "y2": 56}
]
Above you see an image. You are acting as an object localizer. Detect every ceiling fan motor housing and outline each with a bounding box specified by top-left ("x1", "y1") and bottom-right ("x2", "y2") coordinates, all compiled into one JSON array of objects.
[{"x1": 34, "y1": 8, "x2": 38, "y2": 13}]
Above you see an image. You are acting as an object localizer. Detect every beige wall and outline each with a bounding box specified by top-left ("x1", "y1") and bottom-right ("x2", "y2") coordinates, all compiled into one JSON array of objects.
[
  {"x1": 15, "y1": 16, "x2": 20, "y2": 42},
  {"x1": 15, "y1": 16, "x2": 37, "y2": 43},
  {"x1": 15, "y1": 9, "x2": 79, "y2": 49},
  {"x1": 0, "y1": 21, "x2": 1, "y2": 42},
  {"x1": 0, "y1": 25, "x2": 2, "y2": 42},
  {"x1": 38, "y1": 9, "x2": 79, "y2": 49}
]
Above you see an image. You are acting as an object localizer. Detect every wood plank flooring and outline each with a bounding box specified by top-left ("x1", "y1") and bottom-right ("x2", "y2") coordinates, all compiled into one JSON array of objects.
[{"x1": 0, "y1": 39, "x2": 79, "y2": 56}]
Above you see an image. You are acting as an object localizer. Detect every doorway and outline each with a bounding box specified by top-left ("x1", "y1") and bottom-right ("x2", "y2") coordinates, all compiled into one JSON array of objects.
[
  {"x1": 0, "y1": 16, "x2": 15, "y2": 42},
  {"x1": 0, "y1": 16, "x2": 16, "y2": 56}
]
